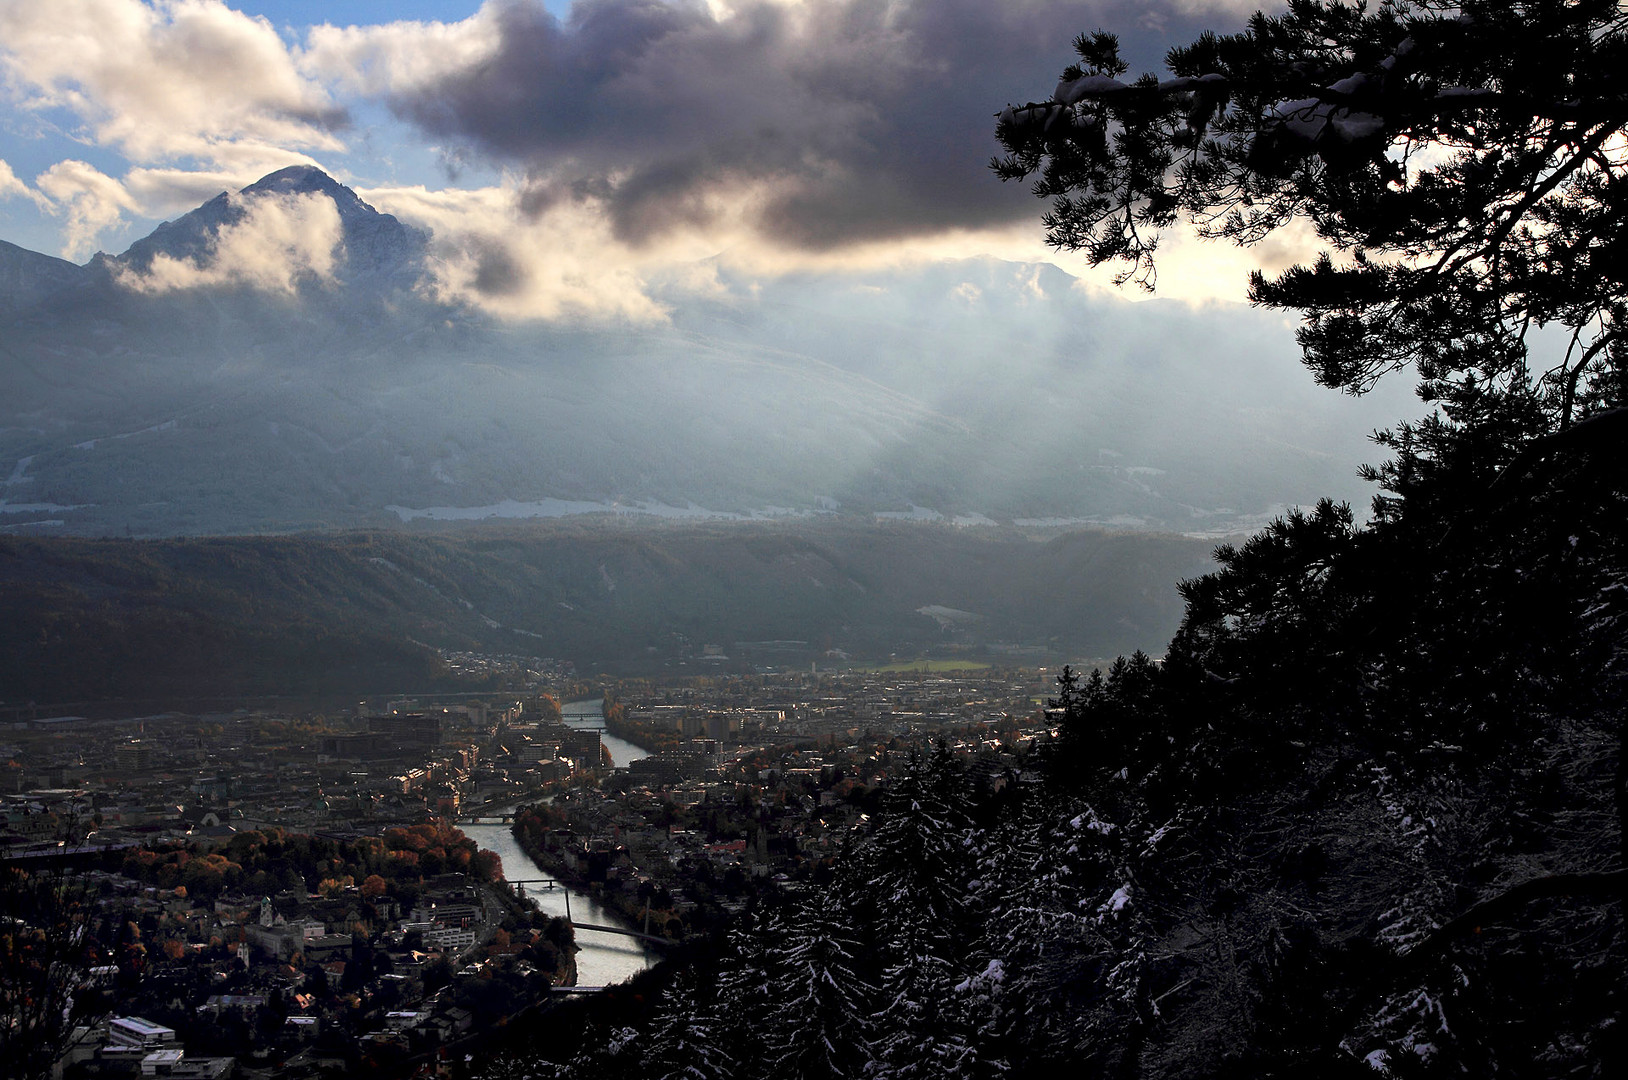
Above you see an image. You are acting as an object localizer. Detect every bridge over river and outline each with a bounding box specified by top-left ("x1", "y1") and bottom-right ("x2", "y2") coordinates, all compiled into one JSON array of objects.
[
  {"x1": 461, "y1": 707, "x2": 658, "y2": 985},
  {"x1": 505, "y1": 878, "x2": 673, "y2": 948}
]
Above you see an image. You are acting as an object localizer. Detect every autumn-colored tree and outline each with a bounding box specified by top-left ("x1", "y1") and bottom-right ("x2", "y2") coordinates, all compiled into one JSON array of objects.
[
  {"x1": 317, "y1": 876, "x2": 354, "y2": 898},
  {"x1": 471, "y1": 849, "x2": 503, "y2": 883},
  {"x1": 1, "y1": 868, "x2": 101, "y2": 1080}
]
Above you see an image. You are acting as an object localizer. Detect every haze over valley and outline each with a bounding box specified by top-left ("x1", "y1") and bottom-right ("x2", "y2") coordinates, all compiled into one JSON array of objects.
[
  {"x1": 1, "y1": 166, "x2": 1412, "y2": 539},
  {"x1": 0, "y1": 159, "x2": 1412, "y2": 701}
]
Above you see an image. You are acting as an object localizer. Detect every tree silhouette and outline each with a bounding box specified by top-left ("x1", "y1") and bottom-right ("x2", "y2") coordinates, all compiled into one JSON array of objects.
[
  {"x1": 0, "y1": 865, "x2": 98, "y2": 1080},
  {"x1": 762, "y1": 891, "x2": 875, "y2": 1080},
  {"x1": 994, "y1": 0, "x2": 1627, "y2": 463},
  {"x1": 995, "y1": 4, "x2": 1628, "y2": 1071}
]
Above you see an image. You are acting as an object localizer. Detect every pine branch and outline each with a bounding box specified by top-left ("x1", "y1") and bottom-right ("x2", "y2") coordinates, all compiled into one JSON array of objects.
[{"x1": 1393, "y1": 868, "x2": 1628, "y2": 977}]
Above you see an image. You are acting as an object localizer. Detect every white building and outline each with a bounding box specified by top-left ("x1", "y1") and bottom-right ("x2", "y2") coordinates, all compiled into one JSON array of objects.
[{"x1": 109, "y1": 1016, "x2": 177, "y2": 1049}]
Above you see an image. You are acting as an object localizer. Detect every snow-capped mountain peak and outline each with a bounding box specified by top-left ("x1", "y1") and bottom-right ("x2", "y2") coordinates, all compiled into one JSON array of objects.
[{"x1": 113, "y1": 165, "x2": 426, "y2": 286}]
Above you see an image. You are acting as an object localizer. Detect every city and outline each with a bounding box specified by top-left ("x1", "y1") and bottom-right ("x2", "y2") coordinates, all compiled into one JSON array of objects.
[{"x1": 2, "y1": 663, "x2": 1055, "y2": 1078}]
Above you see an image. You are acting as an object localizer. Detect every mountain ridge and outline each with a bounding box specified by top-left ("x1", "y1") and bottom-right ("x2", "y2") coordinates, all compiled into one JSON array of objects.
[
  {"x1": 0, "y1": 519, "x2": 1217, "y2": 706},
  {"x1": 0, "y1": 166, "x2": 1415, "y2": 538},
  {"x1": 111, "y1": 164, "x2": 428, "y2": 289}
]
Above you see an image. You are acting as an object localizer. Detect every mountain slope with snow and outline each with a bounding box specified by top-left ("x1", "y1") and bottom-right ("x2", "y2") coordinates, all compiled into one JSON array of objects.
[{"x1": 0, "y1": 167, "x2": 1413, "y2": 537}]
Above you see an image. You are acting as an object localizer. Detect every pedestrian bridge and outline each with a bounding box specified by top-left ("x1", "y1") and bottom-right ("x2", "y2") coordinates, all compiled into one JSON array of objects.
[
  {"x1": 458, "y1": 814, "x2": 515, "y2": 826},
  {"x1": 507, "y1": 877, "x2": 673, "y2": 948},
  {"x1": 569, "y1": 921, "x2": 672, "y2": 947}
]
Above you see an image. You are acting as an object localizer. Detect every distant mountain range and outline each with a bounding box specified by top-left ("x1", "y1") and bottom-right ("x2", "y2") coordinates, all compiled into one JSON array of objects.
[{"x1": 0, "y1": 166, "x2": 1414, "y2": 538}]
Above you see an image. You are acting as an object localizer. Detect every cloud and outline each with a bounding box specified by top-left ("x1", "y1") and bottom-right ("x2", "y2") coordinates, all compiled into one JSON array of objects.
[
  {"x1": 0, "y1": 0, "x2": 344, "y2": 165},
  {"x1": 117, "y1": 189, "x2": 343, "y2": 294},
  {"x1": 0, "y1": 159, "x2": 26, "y2": 199},
  {"x1": 305, "y1": 0, "x2": 1260, "y2": 254},
  {"x1": 19, "y1": 155, "x2": 336, "y2": 260},
  {"x1": 302, "y1": 6, "x2": 507, "y2": 98},
  {"x1": 1056, "y1": 215, "x2": 1327, "y2": 307},
  {"x1": 361, "y1": 166, "x2": 1064, "y2": 323},
  {"x1": 4, "y1": 2, "x2": 1296, "y2": 308},
  {"x1": 361, "y1": 180, "x2": 671, "y2": 322},
  {"x1": 357, "y1": 156, "x2": 1305, "y2": 325},
  {"x1": 121, "y1": 158, "x2": 324, "y2": 217},
  {"x1": 0, "y1": 159, "x2": 49, "y2": 209},
  {"x1": 34, "y1": 160, "x2": 141, "y2": 259}
]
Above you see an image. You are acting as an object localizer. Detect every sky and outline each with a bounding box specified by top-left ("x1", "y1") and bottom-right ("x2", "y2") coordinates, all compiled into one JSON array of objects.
[{"x1": 0, "y1": 0, "x2": 1300, "y2": 321}]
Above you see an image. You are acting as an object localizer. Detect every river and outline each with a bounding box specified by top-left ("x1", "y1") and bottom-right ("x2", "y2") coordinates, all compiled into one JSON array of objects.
[
  {"x1": 560, "y1": 697, "x2": 648, "y2": 771},
  {"x1": 459, "y1": 699, "x2": 656, "y2": 987}
]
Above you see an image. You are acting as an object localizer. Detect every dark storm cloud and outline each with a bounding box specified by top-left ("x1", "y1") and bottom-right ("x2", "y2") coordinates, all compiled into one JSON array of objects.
[
  {"x1": 470, "y1": 237, "x2": 530, "y2": 295},
  {"x1": 389, "y1": 0, "x2": 1255, "y2": 249}
]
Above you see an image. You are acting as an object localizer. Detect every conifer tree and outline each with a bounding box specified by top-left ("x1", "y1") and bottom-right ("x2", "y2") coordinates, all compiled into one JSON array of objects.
[
  {"x1": 994, "y1": 0, "x2": 1628, "y2": 460},
  {"x1": 560, "y1": 1020, "x2": 643, "y2": 1080},
  {"x1": 841, "y1": 749, "x2": 969, "y2": 957},
  {"x1": 640, "y1": 969, "x2": 732, "y2": 1080},
  {"x1": 868, "y1": 949, "x2": 978, "y2": 1080},
  {"x1": 713, "y1": 912, "x2": 784, "y2": 1080},
  {"x1": 761, "y1": 889, "x2": 875, "y2": 1080}
]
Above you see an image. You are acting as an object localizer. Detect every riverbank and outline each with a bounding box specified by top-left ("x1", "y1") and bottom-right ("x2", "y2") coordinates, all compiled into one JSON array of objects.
[
  {"x1": 560, "y1": 697, "x2": 655, "y2": 768},
  {"x1": 600, "y1": 694, "x2": 681, "y2": 755},
  {"x1": 507, "y1": 800, "x2": 688, "y2": 943},
  {"x1": 461, "y1": 807, "x2": 658, "y2": 988}
]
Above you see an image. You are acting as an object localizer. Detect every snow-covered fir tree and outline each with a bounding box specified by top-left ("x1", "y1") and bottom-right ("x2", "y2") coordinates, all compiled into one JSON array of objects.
[{"x1": 761, "y1": 889, "x2": 875, "y2": 1080}]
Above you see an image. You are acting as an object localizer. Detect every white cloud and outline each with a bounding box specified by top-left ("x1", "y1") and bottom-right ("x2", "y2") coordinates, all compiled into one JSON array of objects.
[
  {"x1": 292, "y1": 1, "x2": 1285, "y2": 260},
  {"x1": 22, "y1": 153, "x2": 337, "y2": 259},
  {"x1": 121, "y1": 159, "x2": 319, "y2": 217},
  {"x1": 118, "y1": 190, "x2": 343, "y2": 295},
  {"x1": 1053, "y1": 216, "x2": 1327, "y2": 307},
  {"x1": 360, "y1": 169, "x2": 1033, "y2": 322},
  {"x1": 1173, "y1": 0, "x2": 1267, "y2": 14},
  {"x1": 34, "y1": 160, "x2": 140, "y2": 259},
  {"x1": 1, "y1": 1, "x2": 1305, "y2": 310},
  {"x1": 0, "y1": 158, "x2": 48, "y2": 209},
  {"x1": 0, "y1": 0, "x2": 344, "y2": 165},
  {"x1": 300, "y1": 4, "x2": 505, "y2": 98},
  {"x1": 361, "y1": 180, "x2": 670, "y2": 323},
  {"x1": 362, "y1": 162, "x2": 1313, "y2": 322}
]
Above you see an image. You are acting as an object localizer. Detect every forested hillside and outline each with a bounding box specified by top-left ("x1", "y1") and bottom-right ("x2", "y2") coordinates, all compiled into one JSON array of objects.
[
  {"x1": 0, "y1": 520, "x2": 1213, "y2": 706},
  {"x1": 495, "y1": 463, "x2": 1623, "y2": 1078}
]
